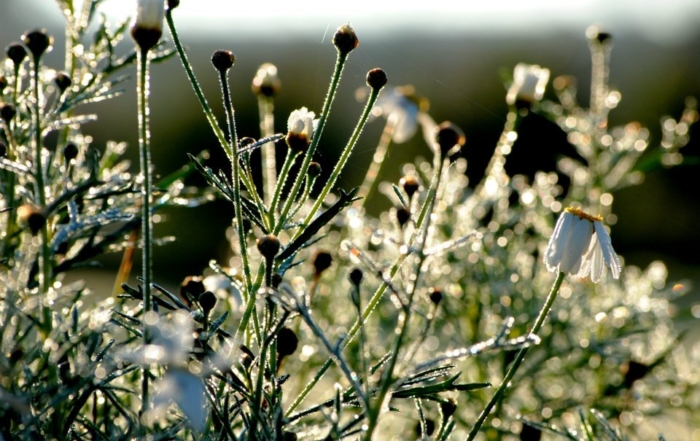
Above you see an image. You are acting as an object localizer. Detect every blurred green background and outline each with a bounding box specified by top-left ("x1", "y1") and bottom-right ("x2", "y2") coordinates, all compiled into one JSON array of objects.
[{"x1": 2, "y1": 0, "x2": 699, "y2": 292}]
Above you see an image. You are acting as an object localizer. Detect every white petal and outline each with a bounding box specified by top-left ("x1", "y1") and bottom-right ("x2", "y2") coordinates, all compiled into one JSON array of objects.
[
  {"x1": 559, "y1": 217, "x2": 593, "y2": 274},
  {"x1": 588, "y1": 234, "x2": 605, "y2": 283},
  {"x1": 166, "y1": 370, "x2": 208, "y2": 433},
  {"x1": 543, "y1": 211, "x2": 572, "y2": 272},
  {"x1": 595, "y1": 221, "x2": 621, "y2": 279}
]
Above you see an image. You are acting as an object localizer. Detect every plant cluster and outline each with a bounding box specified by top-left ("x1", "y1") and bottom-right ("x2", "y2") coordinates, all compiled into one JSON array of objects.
[{"x1": 0, "y1": 1, "x2": 698, "y2": 440}]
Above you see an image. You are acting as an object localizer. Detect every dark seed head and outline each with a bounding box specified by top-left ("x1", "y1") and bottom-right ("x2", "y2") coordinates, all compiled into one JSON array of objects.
[
  {"x1": 62, "y1": 143, "x2": 79, "y2": 162},
  {"x1": 17, "y1": 204, "x2": 46, "y2": 235},
  {"x1": 276, "y1": 327, "x2": 299, "y2": 358},
  {"x1": 333, "y1": 23, "x2": 359, "y2": 56},
  {"x1": 198, "y1": 290, "x2": 217, "y2": 314},
  {"x1": 22, "y1": 29, "x2": 53, "y2": 60},
  {"x1": 180, "y1": 275, "x2": 206, "y2": 302},
  {"x1": 519, "y1": 423, "x2": 542, "y2": 441},
  {"x1": 622, "y1": 360, "x2": 649, "y2": 388},
  {"x1": 54, "y1": 72, "x2": 72, "y2": 93},
  {"x1": 414, "y1": 419, "x2": 435, "y2": 438},
  {"x1": 211, "y1": 50, "x2": 236, "y2": 73},
  {"x1": 428, "y1": 286, "x2": 443, "y2": 305},
  {"x1": 0, "y1": 76, "x2": 7, "y2": 93},
  {"x1": 436, "y1": 121, "x2": 466, "y2": 157},
  {"x1": 366, "y1": 68, "x2": 387, "y2": 91},
  {"x1": 440, "y1": 398, "x2": 457, "y2": 419},
  {"x1": 239, "y1": 137, "x2": 255, "y2": 149},
  {"x1": 0, "y1": 104, "x2": 16, "y2": 123},
  {"x1": 251, "y1": 63, "x2": 281, "y2": 97},
  {"x1": 285, "y1": 132, "x2": 310, "y2": 153},
  {"x1": 586, "y1": 25, "x2": 612, "y2": 45},
  {"x1": 400, "y1": 175, "x2": 420, "y2": 199},
  {"x1": 312, "y1": 251, "x2": 333, "y2": 277},
  {"x1": 349, "y1": 267, "x2": 363, "y2": 287},
  {"x1": 308, "y1": 162, "x2": 322, "y2": 178},
  {"x1": 167, "y1": 0, "x2": 180, "y2": 10},
  {"x1": 395, "y1": 206, "x2": 410, "y2": 228},
  {"x1": 256, "y1": 234, "x2": 280, "y2": 260},
  {"x1": 130, "y1": 28, "x2": 162, "y2": 52},
  {"x1": 5, "y1": 43, "x2": 27, "y2": 66}
]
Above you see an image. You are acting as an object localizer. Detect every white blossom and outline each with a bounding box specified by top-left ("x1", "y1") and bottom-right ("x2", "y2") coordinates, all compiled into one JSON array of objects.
[
  {"x1": 287, "y1": 107, "x2": 317, "y2": 140},
  {"x1": 544, "y1": 207, "x2": 621, "y2": 282},
  {"x1": 134, "y1": 0, "x2": 165, "y2": 32},
  {"x1": 506, "y1": 63, "x2": 550, "y2": 106}
]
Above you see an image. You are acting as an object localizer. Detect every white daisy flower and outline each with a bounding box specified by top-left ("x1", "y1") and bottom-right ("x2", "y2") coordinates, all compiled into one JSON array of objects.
[
  {"x1": 506, "y1": 63, "x2": 550, "y2": 106},
  {"x1": 544, "y1": 207, "x2": 621, "y2": 282},
  {"x1": 134, "y1": 0, "x2": 165, "y2": 32},
  {"x1": 286, "y1": 107, "x2": 318, "y2": 152}
]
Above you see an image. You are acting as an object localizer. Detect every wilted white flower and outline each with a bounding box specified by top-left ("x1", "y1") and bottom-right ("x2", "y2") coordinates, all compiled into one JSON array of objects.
[
  {"x1": 544, "y1": 207, "x2": 621, "y2": 282},
  {"x1": 506, "y1": 63, "x2": 550, "y2": 106},
  {"x1": 134, "y1": 0, "x2": 165, "y2": 32},
  {"x1": 286, "y1": 107, "x2": 318, "y2": 152}
]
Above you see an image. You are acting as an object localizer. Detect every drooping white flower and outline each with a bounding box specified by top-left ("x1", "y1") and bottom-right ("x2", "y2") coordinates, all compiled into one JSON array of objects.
[
  {"x1": 544, "y1": 207, "x2": 621, "y2": 282},
  {"x1": 506, "y1": 63, "x2": 550, "y2": 106},
  {"x1": 286, "y1": 107, "x2": 318, "y2": 151},
  {"x1": 134, "y1": 0, "x2": 165, "y2": 32}
]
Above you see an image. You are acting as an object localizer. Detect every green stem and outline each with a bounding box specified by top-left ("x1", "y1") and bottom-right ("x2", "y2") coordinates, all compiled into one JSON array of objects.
[
  {"x1": 296, "y1": 85, "x2": 382, "y2": 239},
  {"x1": 465, "y1": 271, "x2": 566, "y2": 441},
  {"x1": 136, "y1": 48, "x2": 154, "y2": 414},
  {"x1": 257, "y1": 95, "x2": 277, "y2": 204},
  {"x1": 274, "y1": 52, "x2": 349, "y2": 234},
  {"x1": 217, "y1": 69, "x2": 252, "y2": 293},
  {"x1": 268, "y1": 150, "x2": 299, "y2": 227}
]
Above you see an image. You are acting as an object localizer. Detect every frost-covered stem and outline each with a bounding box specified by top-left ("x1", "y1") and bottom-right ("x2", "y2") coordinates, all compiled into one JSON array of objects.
[
  {"x1": 218, "y1": 70, "x2": 252, "y2": 292},
  {"x1": 357, "y1": 117, "x2": 395, "y2": 209},
  {"x1": 275, "y1": 52, "x2": 349, "y2": 234},
  {"x1": 257, "y1": 95, "x2": 277, "y2": 203},
  {"x1": 136, "y1": 48, "x2": 154, "y2": 413},
  {"x1": 269, "y1": 150, "x2": 299, "y2": 227},
  {"x1": 297, "y1": 85, "x2": 382, "y2": 238},
  {"x1": 465, "y1": 271, "x2": 566, "y2": 440}
]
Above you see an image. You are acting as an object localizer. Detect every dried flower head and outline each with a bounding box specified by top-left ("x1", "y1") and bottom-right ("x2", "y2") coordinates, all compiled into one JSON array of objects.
[
  {"x1": 506, "y1": 63, "x2": 550, "y2": 107},
  {"x1": 543, "y1": 207, "x2": 621, "y2": 282},
  {"x1": 333, "y1": 23, "x2": 359, "y2": 56},
  {"x1": 251, "y1": 63, "x2": 281, "y2": 97}
]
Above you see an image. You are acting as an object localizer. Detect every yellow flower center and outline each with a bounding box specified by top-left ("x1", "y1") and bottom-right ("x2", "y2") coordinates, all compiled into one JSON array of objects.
[{"x1": 565, "y1": 206, "x2": 603, "y2": 222}]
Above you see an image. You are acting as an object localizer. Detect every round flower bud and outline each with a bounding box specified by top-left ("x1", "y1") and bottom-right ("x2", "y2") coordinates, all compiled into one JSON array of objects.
[
  {"x1": 0, "y1": 142, "x2": 7, "y2": 157},
  {"x1": 256, "y1": 234, "x2": 280, "y2": 260},
  {"x1": 0, "y1": 76, "x2": 8, "y2": 93},
  {"x1": 366, "y1": 68, "x2": 387, "y2": 91},
  {"x1": 400, "y1": 175, "x2": 419, "y2": 199},
  {"x1": 586, "y1": 25, "x2": 612, "y2": 45},
  {"x1": 211, "y1": 50, "x2": 236, "y2": 73},
  {"x1": 308, "y1": 162, "x2": 322, "y2": 178},
  {"x1": 239, "y1": 137, "x2": 255, "y2": 149},
  {"x1": 252, "y1": 63, "x2": 281, "y2": 97},
  {"x1": 428, "y1": 286, "x2": 443, "y2": 305},
  {"x1": 198, "y1": 290, "x2": 217, "y2": 314},
  {"x1": 5, "y1": 43, "x2": 27, "y2": 66},
  {"x1": 63, "y1": 143, "x2": 79, "y2": 162},
  {"x1": 435, "y1": 121, "x2": 466, "y2": 157},
  {"x1": 333, "y1": 23, "x2": 359, "y2": 56},
  {"x1": 53, "y1": 72, "x2": 72, "y2": 94},
  {"x1": 440, "y1": 398, "x2": 457, "y2": 419},
  {"x1": 622, "y1": 360, "x2": 649, "y2": 388},
  {"x1": 312, "y1": 250, "x2": 332, "y2": 277},
  {"x1": 17, "y1": 204, "x2": 46, "y2": 235},
  {"x1": 0, "y1": 104, "x2": 16, "y2": 123},
  {"x1": 349, "y1": 267, "x2": 363, "y2": 287},
  {"x1": 180, "y1": 275, "x2": 206, "y2": 302},
  {"x1": 276, "y1": 327, "x2": 299, "y2": 358},
  {"x1": 395, "y1": 206, "x2": 410, "y2": 228},
  {"x1": 519, "y1": 423, "x2": 542, "y2": 441},
  {"x1": 167, "y1": 0, "x2": 180, "y2": 10},
  {"x1": 22, "y1": 29, "x2": 53, "y2": 60}
]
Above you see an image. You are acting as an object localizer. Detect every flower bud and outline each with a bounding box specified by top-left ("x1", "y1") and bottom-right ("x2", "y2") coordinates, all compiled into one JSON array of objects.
[
  {"x1": 180, "y1": 275, "x2": 206, "y2": 302},
  {"x1": 62, "y1": 143, "x2": 79, "y2": 162},
  {"x1": 53, "y1": 72, "x2": 72, "y2": 94},
  {"x1": 0, "y1": 104, "x2": 16, "y2": 123},
  {"x1": 198, "y1": 290, "x2": 217, "y2": 314},
  {"x1": 427, "y1": 286, "x2": 443, "y2": 305},
  {"x1": 308, "y1": 162, "x2": 322, "y2": 178},
  {"x1": 349, "y1": 267, "x2": 363, "y2": 287},
  {"x1": 395, "y1": 206, "x2": 410, "y2": 228},
  {"x1": 256, "y1": 234, "x2": 280, "y2": 260},
  {"x1": 312, "y1": 250, "x2": 332, "y2": 278},
  {"x1": 17, "y1": 204, "x2": 46, "y2": 235},
  {"x1": 276, "y1": 327, "x2": 299, "y2": 358},
  {"x1": 166, "y1": 0, "x2": 180, "y2": 10},
  {"x1": 131, "y1": 0, "x2": 165, "y2": 52},
  {"x1": 5, "y1": 43, "x2": 27, "y2": 66},
  {"x1": 252, "y1": 63, "x2": 281, "y2": 97},
  {"x1": 506, "y1": 63, "x2": 550, "y2": 108},
  {"x1": 333, "y1": 23, "x2": 359, "y2": 56},
  {"x1": 0, "y1": 76, "x2": 7, "y2": 93},
  {"x1": 286, "y1": 107, "x2": 316, "y2": 153},
  {"x1": 400, "y1": 175, "x2": 419, "y2": 199},
  {"x1": 22, "y1": 30, "x2": 53, "y2": 60},
  {"x1": 366, "y1": 68, "x2": 387, "y2": 91},
  {"x1": 440, "y1": 398, "x2": 457, "y2": 419},
  {"x1": 211, "y1": 50, "x2": 236, "y2": 73},
  {"x1": 586, "y1": 25, "x2": 612, "y2": 45},
  {"x1": 435, "y1": 121, "x2": 466, "y2": 157}
]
